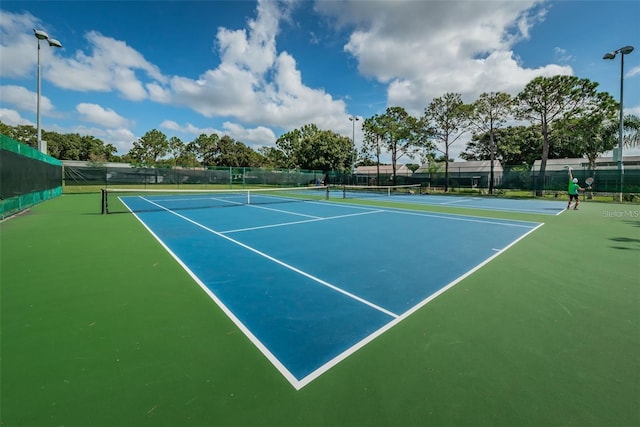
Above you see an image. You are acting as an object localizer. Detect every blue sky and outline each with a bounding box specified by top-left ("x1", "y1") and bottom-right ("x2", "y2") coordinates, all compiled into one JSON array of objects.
[{"x1": 1, "y1": 0, "x2": 638, "y2": 161}]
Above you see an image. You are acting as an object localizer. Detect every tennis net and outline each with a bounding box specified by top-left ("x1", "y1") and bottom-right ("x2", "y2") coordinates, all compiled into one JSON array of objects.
[
  {"x1": 339, "y1": 184, "x2": 422, "y2": 199},
  {"x1": 101, "y1": 186, "x2": 329, "y2": 214}
]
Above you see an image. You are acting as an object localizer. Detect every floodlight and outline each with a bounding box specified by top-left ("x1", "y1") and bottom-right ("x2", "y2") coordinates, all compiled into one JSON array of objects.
[
  {"x1": 34, "y1": 29, "x2": 63, "y2": 154},
  {"x1": 620, "y1": 46, "x2": 634, "y2": 55},
  {"x1": 34, "y1": 29, "x2": 49, "y2": 40},
  {"x1": 602, "y1": 44, "x2": 634, "y2": 201}
]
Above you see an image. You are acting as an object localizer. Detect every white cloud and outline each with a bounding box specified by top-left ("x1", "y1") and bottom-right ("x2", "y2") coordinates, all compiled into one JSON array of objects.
[
  {"x1": 47, "y1": 31, "x2": 167, "y2": 101},
  {"x1": 0, "y1": 84, "x2": 63, "y2": 119},
  {"x1": 0, "y1": 11, "x2": 42, "y2": 79},
  {"x1": 159, "y1": 120, "x2": 181, "y2": 132},
  {"x1": 168, "y1": 0, "x2": 348, "y2": 132},
  {"x1": 627, "y1": 65, "x2": 640, "y2": 78},
  {"x1": 159, "y1": 120, "x2": 219, "y2": 137},
  {"x1": 69, "y1": 124, "x2": 135, "y2": 153},
  {"x1": 554, "y1": 47, "x2": 575, "y2": 63},
  {"x1": 169, "y1": 65, "x2": 259, "y2": 117},
  {"x1": 105, "y1": 127, "x2": 136, "y2": 152},
  {"x1": 222, "y1": 121, "x2": 276, "y2": 147},
  {"x1": 0, "y1": 108, "x2": 33, "y2": 126},
  {"x1": 76, "y1": 103, "x2": 131, "y2": 128},
  {"x1": 625, "y1": 105, "x2": 640, "y2": 117},
  {"x1": 146, "y1": 82, "x2": 172, "y2": 103},
  {"x1": 217, "y1": 0, "x2": 281, "y2": 75},
  {"x1": 1, "y1": 85, "x2": 39, "y2": 114},
  {"x1": 316, "y1": 0, "x2": 571, "y2": 114}
]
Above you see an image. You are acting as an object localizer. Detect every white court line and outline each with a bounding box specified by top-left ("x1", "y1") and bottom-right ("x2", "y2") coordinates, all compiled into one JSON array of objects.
[
  {"x1": 139, "y1": 196, "x2": 398, "y2": 320},
  {"x1": 222, "y1": 209, "x2": 384, "y2": 234},
  {"x1": 375, "y1": 194, "x2": 565, "y2": 215},
  {"x1": 384, "y1": 209, "x2": 538, "y2": 228},
  {"x1": 249, "y1": 204, "x2": 322, "y2": 219},
  {"x1": 438, "y1": 198, "x2": 473, "y2": 205},
  {"x1": 432, "y1": 202, "x2": 563, "y2": 215},
  {"x1": 210, "y1": 196, "x2": 244, "y2": 206},
  {"x1": 323, "y1": 200, "x2": 540, "y2": 228}
]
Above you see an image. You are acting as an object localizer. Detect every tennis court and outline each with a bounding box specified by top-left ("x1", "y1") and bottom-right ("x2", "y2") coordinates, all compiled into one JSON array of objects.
[
  {"x1": 2, "y1": 189, "x2": 638, "y2": 426},
  {"x1": 117, "y1": 189, "x2": 543, "y2": 388},
  {"x1": 336, "y1": 185, "x2": 567, "y2": 215}
]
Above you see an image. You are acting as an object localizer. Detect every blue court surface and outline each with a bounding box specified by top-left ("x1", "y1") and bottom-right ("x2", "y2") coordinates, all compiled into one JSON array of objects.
[
  {"x1": 122, "y1": 194, "x2": 543, "y2": 389},
  {"x1": 337, "y1": 190, "x2": 567, "y2": 215}
]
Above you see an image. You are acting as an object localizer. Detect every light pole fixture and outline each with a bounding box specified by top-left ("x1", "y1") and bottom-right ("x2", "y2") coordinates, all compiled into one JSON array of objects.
[
  {"x1": 603, "y1": 45, "x2": 634, "y2": 202},
  {"x1": 34, "y1": 29, "x2": 62, "y2": 154},
  {"x1": 349, "y1": 116, "x2": 359, "y2": 177}
]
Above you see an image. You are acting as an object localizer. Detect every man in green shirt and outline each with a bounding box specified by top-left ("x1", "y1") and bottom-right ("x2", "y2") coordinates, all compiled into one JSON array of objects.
[{"x1": 567, "y1": 167, "x2": 583, "y2": 210}]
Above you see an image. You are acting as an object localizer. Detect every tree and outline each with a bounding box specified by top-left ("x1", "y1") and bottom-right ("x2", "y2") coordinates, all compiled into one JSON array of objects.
[
  {"x1": 258, "y1": 146, "x2": 288, "y2": 168},
  {"x1": 406, "y1": 163, "x2": 420, "y2": 173},
  {"x1": 274, "y1": 128, "x2": 303, "y2": 169},
  {"x1": 515, "y1": 75, "x2": 608, "y2": 196},
  {"x1": 0, "y1": 121, "x2": 13, "y2": 138},
  {"x1": 189, "y1": 133, "x2": 219, "y2": 166},
  {"x1": 44, "y1": 131, "x2": 78, "y2": 160},
  {"x1": 80, "y1": 135, "x2": 111, "y2": 161},
  {"x1": 468, "y1": 92, "x2": 514, "y2": 194},
  {"x1": 361, "y1": 115, "x2": 385, "y2": 183},
  {"x1": 554, "y1": 92, "x2": 618, "y2": 172},
  {"x1": 0, "y1": 121, "x2": 119, "y2": 161},
  {"x1": 11, "y1": 124, "x2": 37, "y2": 148},
  {"x1": 275, "y1": 124, "x2": 352, "y2": 171},
  {"x1": 128, "y1": 129, "x2": 169, "y2": 166},
  {"x1": 423, "y1": 93, "x2": 471, "y2": 192},
  {"x1": 623, "y1": 115, "x2": 640, "y2": 148},
  {"x1": 375, "y1": 107, "x2": 422, "y2": 183},
  {"x1": 167, "y1": 136, "x2": 184, "y2": 166},
  {"x1": 461, "y1": 125, "x2": 543, "y2": 167},
  {"x1": 215, "y1": 135, "x2": 264, "y2": 167}
]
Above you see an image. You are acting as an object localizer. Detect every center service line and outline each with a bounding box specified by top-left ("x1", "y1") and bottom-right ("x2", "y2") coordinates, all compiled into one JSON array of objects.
[{"x1": 222, "y1": 209, "x2": 384, "y2": 234}]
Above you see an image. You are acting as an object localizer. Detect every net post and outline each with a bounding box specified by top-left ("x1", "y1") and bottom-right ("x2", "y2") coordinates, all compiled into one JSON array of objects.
[
  {"x1": 342, "y1": 184, "x2": 346, "y2": 199},
  {"x1": 325, "y1": 185, "x2": 329, "y2": 200},
  {"x1": 101, "y1": 188, "x2": 107, "y2": 214}
]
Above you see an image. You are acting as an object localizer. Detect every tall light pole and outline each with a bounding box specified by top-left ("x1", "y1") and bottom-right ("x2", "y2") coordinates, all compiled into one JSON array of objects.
[
  {"x1": 34, "y1": 29, "x2": 62, "y2": 154},
  {"x1": 603, "y1": 45, "x2": 634, "y2": 202},
  {"x1": 349, "y1": 116, "x2": 359, "y2": 180}
]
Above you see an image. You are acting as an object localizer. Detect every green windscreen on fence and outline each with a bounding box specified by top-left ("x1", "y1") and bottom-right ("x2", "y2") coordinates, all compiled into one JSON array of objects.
[
  {"x1": 63, "y1": 164, "x2": 324, "y2": 188},
  {"x1": 0, "y1": 135, "x2": 63, "y2": 219}
]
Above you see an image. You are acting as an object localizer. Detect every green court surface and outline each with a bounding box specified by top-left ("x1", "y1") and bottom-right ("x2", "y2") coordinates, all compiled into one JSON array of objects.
[{"x1": 1, "y1": 193, "x2": 638, "y2": 426}]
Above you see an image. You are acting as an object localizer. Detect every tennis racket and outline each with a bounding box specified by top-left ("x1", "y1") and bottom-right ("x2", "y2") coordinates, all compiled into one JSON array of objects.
[
  {"x1": 585, "y1": 177, "x2": 594, "y2": 190},
  {"x1": 583, "y1": 177, "x2": 594, "y2": 201}
]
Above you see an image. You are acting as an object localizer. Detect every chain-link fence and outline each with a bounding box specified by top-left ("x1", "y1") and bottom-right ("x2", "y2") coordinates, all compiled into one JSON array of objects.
[{"x1": 63, "y1": 163, "x2": 326, "y2": 189}]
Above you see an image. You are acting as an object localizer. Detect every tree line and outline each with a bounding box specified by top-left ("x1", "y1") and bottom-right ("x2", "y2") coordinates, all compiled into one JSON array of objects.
[{"x1": 1, "y1": 74, "x2": 638, "y2": 194}]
